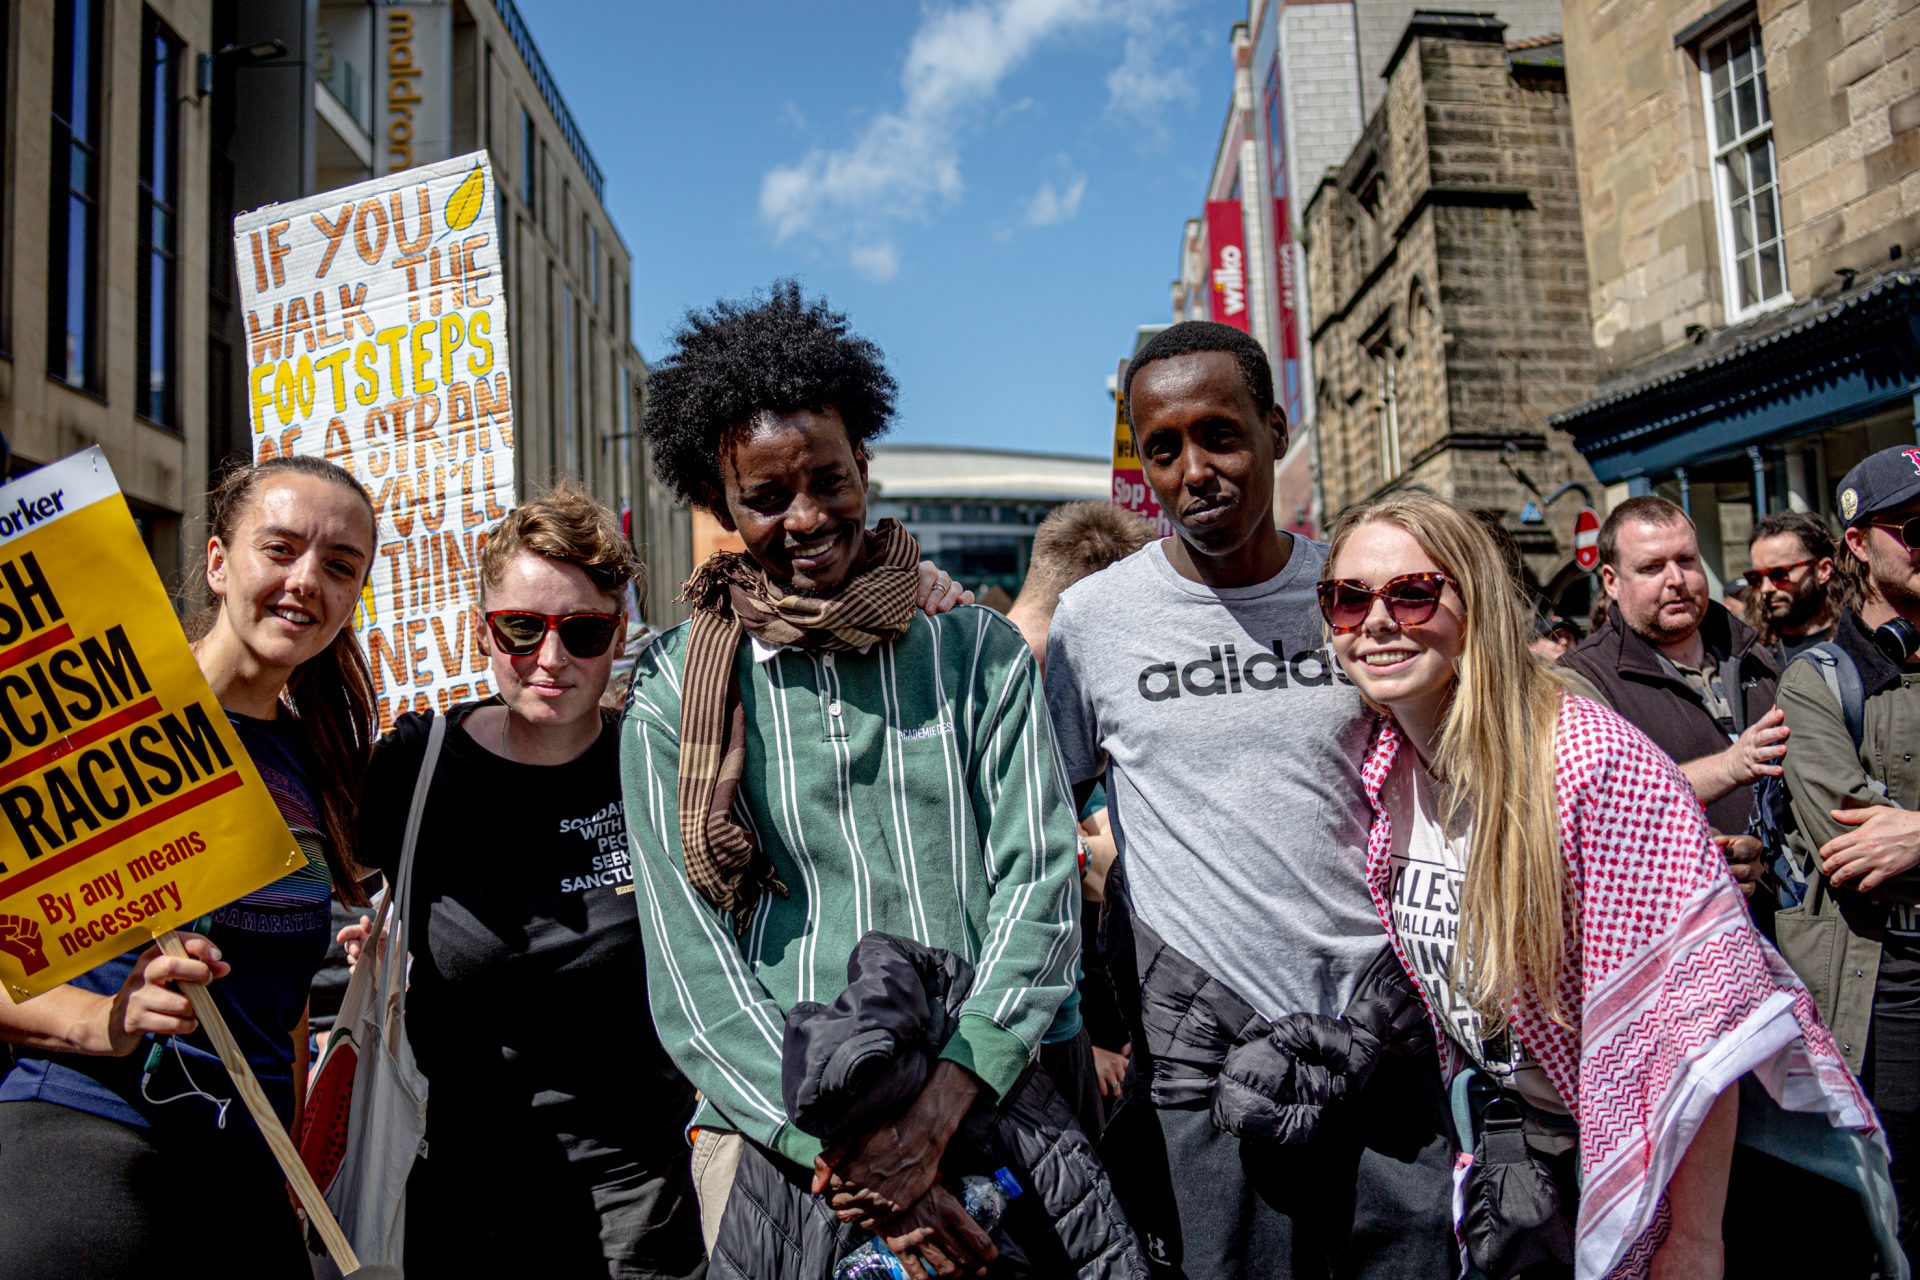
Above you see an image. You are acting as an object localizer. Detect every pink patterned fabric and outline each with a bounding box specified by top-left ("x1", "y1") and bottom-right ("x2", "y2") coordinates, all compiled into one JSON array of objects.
[{"x1": 1360, "y1": 693, "x2": 1876, "y2": 1279}]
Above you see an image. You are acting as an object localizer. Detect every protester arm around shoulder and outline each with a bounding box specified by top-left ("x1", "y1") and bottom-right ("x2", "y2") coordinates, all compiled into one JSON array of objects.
[
  {"x1": 0, "y1": 934, "x2": 227, "y2": 1056},
  {"x1": 1682, "y1": 707, "x2": 1788, "y2": 805}
]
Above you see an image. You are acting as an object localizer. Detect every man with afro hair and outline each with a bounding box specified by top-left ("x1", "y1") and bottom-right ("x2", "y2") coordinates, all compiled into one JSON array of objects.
[{"x1": 622, "y1": 282, "x2": 1087, "y2": 1274}]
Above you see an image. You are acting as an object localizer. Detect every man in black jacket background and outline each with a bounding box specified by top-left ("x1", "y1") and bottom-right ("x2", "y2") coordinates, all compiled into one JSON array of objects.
[{"x1": 1558, "y1": 496, "x2": 1775, "y2": 891}]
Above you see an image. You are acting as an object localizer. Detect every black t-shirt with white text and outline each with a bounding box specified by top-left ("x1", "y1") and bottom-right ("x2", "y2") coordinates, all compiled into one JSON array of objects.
[{"x1": 360, "y1": 703, "x2": 696, "y2": 1198}]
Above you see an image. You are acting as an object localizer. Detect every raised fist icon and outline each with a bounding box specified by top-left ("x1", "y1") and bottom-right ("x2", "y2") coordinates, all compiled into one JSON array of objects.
[{"x1": 0, "y1": 914, "x2": 49, "y2": 974}]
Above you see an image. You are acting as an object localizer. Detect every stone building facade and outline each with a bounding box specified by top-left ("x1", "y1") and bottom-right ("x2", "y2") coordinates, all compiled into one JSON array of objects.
[
  {"x1": 1553, "y1": 0, "x2": 1920, "y2": 590},
  {"x1": 1305, "y1": 13, "x2": 1601, "y2": 601},
  {"x1": 1168, "y1": 0, "x2": 1568, "y2": 536}
]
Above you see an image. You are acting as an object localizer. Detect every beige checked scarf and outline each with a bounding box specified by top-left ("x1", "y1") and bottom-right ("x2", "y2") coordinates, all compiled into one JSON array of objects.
[{"x1": 676, "y1": 518, "x2": 921, "y2": 934}]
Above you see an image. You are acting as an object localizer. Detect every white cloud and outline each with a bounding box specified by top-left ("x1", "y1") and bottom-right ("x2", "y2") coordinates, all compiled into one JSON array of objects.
[
  {"x1": 1022, "y1": 173, "x2": 1087, "y2": 228},
  {"x1": 759, "y1": 0, "x2": 1178, "y2": 275},
  {"x1": 1106, "y1": 1, "x2": 1199, "y2": 136},
  {"x1": 849, "y1": 241, "x2": 901, "y2": 281}
]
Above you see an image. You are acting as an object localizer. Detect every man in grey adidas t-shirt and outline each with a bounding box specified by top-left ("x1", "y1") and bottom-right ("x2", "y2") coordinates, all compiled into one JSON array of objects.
[
  {"x1": 1048, "y1": 535, "x2": 1379, "y2": 1022},
  {"x1": 1045, "y1": 322, "x2": 1450, "y2": 1279}
]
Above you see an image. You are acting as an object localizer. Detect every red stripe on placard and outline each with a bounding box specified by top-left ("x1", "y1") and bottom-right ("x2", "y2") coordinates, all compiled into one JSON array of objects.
[
  {"x1": 0, "y1": 624, "x2": 75, "y2": 673},
  {"x1": 0, "y1": 696, "x2": 165, "y2": 789},
  {"x1": 0, "y1": 770, "x2": 244, "y2": 901}
]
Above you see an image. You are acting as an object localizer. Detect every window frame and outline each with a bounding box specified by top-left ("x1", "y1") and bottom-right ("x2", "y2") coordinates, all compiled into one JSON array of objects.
[
  {"x1": 136, "y1": 7, "x2": 182, "y2": 431},
  {"x1": 48, "y1": 0, "x2": 104, "y2": 394},
  {"x1": 520, "y1": 104, "x2": 537, "y2": 210},
  {"x1": 1697, "y1": 16, "x2": 1790, "y2": 323}
]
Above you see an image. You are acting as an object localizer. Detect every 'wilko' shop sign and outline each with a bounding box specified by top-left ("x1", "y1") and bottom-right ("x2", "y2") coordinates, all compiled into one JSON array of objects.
[
  {"x1": 1205, "y1": 201, "x2": 1251, "y2": 333},
  {"x1": 233, "y1": 151, "x2": 516, "y2": 733}
]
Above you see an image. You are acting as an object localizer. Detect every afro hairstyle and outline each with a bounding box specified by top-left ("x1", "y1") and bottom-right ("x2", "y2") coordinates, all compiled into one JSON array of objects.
[
  {"x1": 642, "y1": 279, "x2": 897, "y2": 513},
  {"x1": 1122, "y1": 321, "x2": 1277, "y2": 428}
]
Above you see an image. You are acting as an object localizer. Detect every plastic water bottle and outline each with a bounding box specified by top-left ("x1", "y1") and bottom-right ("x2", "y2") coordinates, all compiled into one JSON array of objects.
[{"x1": 833, "y1": 1169, "x2": 1025, "y2": 1278}]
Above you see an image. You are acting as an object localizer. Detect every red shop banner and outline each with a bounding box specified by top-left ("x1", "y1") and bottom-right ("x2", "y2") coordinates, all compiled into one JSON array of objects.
[{"x1": 1205, "y1": 201, "x2": 1252, "y2": 333}]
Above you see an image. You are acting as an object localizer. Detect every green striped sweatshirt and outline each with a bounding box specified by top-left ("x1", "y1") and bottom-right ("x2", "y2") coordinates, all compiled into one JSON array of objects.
[{"x1": 621, "y1": 604, "x2": 1082, "y2": 1168}]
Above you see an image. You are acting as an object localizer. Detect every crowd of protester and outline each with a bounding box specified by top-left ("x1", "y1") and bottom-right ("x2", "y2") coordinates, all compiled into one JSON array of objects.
[{"x1": 1, "y1": 290, "x2": 1916, "y2": 1280}]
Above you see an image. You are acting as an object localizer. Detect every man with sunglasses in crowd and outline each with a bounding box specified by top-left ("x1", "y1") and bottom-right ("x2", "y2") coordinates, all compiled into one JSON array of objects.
[
  {"x1": 1747, "y1": 511, "x2": 1847, "y2": 663},
  {"x1": 1557, "y1": 496, "x2": 1775, "y2": 897},
  {"x1": 1044, "y1": 321, "x2": 1453, "y2": 1278},
  {"x1": 620, "y1": 283, "x2": 1086, "y2": 1277},
  {"x1": 1775, "y1": 445, "x2": 1920, "y2": 1264}
]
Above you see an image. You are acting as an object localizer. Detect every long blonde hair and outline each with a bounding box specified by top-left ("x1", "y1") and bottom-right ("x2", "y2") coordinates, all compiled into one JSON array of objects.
[{"x1": 1325, "y1": 492, "x2": 1571, "y2": 1025}]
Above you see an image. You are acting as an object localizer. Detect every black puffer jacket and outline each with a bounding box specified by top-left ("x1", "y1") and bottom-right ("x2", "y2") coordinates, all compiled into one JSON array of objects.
[
  {"x1": 705, "y1": 931, "x2": 1149, "y2": 1280},
  {"x1": 1210, "y1": 944, "x2": 1435, "y2": 1145}
]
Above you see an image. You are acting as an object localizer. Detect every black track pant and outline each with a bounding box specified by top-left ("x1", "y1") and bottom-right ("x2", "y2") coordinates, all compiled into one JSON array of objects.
[{"x1": 0, "y1": 1099, "x2": 308, "y2": 1280}]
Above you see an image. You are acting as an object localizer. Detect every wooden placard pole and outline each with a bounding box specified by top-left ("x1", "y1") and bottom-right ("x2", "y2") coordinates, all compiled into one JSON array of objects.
[{"x1": 155, "y1": 930, "x2": 361, "y2": 1275}]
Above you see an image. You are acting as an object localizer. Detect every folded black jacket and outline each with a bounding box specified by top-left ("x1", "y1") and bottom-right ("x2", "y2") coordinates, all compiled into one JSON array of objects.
[{"x1": 702, "y1": 931, "x2": 1149, "y2": 1280}]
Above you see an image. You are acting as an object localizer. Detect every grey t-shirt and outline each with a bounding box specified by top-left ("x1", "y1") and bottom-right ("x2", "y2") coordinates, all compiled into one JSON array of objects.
[{"x1": 1044, "y1": 537, "x2": 1383, "y2": 1020}]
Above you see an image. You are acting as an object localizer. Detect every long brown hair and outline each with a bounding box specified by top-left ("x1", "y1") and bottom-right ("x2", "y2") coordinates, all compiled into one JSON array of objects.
[
  {"x1": 202, "y1": 456, "x2": 377, "y2": 905},
  {"x1": 1325, "y1": 492, "x2": 1571, "y2": 1026}
]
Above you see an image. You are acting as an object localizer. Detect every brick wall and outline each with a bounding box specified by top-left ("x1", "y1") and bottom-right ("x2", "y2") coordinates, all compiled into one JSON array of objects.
[
  {"x1": 1769, "y1": 0, "x2": 1920, "y2": 288},
  {"x1": 1563, "y1": 0, "x2": 1920, "y2": 380}
]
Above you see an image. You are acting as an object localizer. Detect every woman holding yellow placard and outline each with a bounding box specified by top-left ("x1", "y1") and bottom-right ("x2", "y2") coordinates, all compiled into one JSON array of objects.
[{"x1": 0, "y1": 455, "x2": 378, "y2": 1279}]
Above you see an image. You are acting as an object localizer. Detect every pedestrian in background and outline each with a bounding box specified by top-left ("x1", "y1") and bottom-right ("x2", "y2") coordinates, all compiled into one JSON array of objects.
[
  {"x1": 1005, "y1": 499, "x2": 1155, "y2": 1135},
  {"x1": 0, "y1": 457, "x2": 378, "y2": 1279},
  {"x1": 1746, "y1": 510, "x2": 1848, "y2": 663},
  {"x1": 1528, "y1": 615, "x2": 1581, "y2": 662},
  {"x1": 1775, "y1": 444, "x2": 1920, "y2": 1265},
  {"x1": 1558, "y1": 497, "x2": 1774, "y2": 896},
  {"x1": 1322, "y1": 489, "x2": 1879, "y2": 1280}
]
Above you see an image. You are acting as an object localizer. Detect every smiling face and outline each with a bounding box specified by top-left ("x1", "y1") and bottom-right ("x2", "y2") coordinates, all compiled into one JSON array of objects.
[
  {"x1": 1128, "y1": 351, "x2": 1286, "y2": 578},
  {"x1": 204, "y1": 473, "x2": 375, "y2": 682},
  {"x1": 717, "y1": 407, "x2": 871, "y2": 597},
  {"x1": 1601, "y1": 517, "x2": 1709, "y2": 646},
  {"x1": 1328, "y1": 521, "x2": 1466, "y2": 730},
  {"x1": 479, "y1": 551, "x2": 621, "y2": 732}
]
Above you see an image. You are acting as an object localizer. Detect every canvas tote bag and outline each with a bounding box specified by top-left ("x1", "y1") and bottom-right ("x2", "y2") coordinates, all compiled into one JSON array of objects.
[{"x1": 305, "y1": 712, "x2": 444, "y2": 1278}]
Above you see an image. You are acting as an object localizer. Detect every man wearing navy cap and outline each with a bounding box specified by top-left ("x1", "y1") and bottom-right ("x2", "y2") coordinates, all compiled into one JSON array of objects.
[{"x1": 1776, "y1": 442, "x2": 1920, "y2": 1263}]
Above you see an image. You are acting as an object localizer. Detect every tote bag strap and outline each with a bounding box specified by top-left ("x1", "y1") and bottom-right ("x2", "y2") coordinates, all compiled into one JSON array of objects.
[{"x1": 378, "y1": 711, "x2": 448, "y2": 1007}]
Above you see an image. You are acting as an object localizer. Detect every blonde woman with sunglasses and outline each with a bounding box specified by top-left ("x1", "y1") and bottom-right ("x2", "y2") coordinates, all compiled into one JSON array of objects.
[{"x1": 1317, "y1": 491, "x2": 1880, "y2": 1280}]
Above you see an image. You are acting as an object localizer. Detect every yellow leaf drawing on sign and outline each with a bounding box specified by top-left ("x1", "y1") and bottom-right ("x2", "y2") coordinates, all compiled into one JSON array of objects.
[{"x1": 444, "y1": 164, "x2": 485, "y2": 232}]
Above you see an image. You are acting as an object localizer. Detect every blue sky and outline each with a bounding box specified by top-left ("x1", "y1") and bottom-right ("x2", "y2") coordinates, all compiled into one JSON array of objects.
[{"x1": 522, "y1": 0, "x2": 1240, "y2": 458}]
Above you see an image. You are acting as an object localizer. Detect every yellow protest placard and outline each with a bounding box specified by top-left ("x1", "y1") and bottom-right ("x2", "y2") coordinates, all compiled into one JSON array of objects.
[
  {"x1": 233, "y1": 151, "x2": 516, "y2": 734},
  {"x1": 0, "y1": 449, "x2": 300, "y2": 1001}
]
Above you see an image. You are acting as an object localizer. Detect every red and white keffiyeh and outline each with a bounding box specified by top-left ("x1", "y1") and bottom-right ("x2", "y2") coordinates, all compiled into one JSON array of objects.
[{"x1": 1360, "y1": 693, "x2": 1877, "y2": 1279}]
